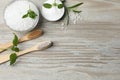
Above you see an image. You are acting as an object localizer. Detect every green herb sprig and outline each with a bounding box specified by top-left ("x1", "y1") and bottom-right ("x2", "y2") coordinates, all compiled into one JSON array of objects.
[
  {"x1": 67, "y1": 3, "x2": 83, "y2": 9},
  {"x1": 67, "y1": 2, "x2": 83, "y2": 13},
  {"x1": 63, "y1": 1, "x2": 83, "y2": 25},
  {"x1": 11, "y1": 33, "x2": 19, "y2": 52},
  {"x1": 22, "y1": 9, "x2": 38, "y2": 19},
  {"x1": 10, "y1": 33, "x2": 19, "y2": 65}
]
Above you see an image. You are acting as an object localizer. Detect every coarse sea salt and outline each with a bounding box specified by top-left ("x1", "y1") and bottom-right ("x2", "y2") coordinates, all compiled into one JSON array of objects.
[{"x1": 4, "y1": 0, "x2": 39, "y2": 32}]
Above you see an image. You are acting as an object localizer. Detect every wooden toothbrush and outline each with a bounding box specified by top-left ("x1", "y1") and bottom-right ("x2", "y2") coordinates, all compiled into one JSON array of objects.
[
  {"x1": 0, "y1": 29, "x2": 43, "y2": 52},
  {"x1": 0, "y1": 40, "x2": 52, "y2": 64}
]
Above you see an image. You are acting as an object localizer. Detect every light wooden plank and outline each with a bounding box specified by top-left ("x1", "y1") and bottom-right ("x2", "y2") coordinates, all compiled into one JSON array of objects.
[{"x1": 0, "y1": 0, "x2": 120, "y2": 80}]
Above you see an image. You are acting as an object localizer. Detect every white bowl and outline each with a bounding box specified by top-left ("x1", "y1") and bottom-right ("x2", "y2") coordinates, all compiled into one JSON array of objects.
[
  {"x1": 4, "y1": 0, "x2": 39, "y2": 32},
  {"x1": 41, "y1": 0, "x2": 65, "y2": 21}
]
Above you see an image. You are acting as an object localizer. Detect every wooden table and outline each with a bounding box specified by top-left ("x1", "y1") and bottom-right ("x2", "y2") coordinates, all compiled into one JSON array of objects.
[{"x1": 0, "y1": 0, "x2": 120, "y2": 80}]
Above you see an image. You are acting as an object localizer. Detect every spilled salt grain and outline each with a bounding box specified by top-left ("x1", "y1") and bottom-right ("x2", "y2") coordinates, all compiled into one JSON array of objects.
[
  {"x1": 69, "y1": 12, "x2": 81, "y2": 24},
  {"x1": 61, "y1": 11, "x2": 81, "y2": 30}
]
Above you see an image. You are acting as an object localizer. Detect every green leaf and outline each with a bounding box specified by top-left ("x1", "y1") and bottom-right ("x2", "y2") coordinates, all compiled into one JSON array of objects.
[
  {"x1": 13, "y1": 33, "x2": 19, "y2": 46},
  {"x1": 11, "y1": 46, "x2": 19, "y2": 52},
  {"x1": 73, "y1": 10, "x2": 82, "y2": 13},
  {"x1": 67, "y1": 2, "x2": 83, "y2": 9},
  {"x1": 58, "y1": 4, "x2": 64, "y2": 9},
  {"x1": 22, "y1": 9, "x2": 37, "y2": 19},
  {"x1": 43, "y1": 3, "x2": 52, "y2": 8},
  {"x1": 22, "y1": 14, "x2": 28, "y2": 18},
  {"x1": 10, "y1": 53, "x2": 17, "y2": 65},
  {"x1": 28, "y1": 10, "x2": 38, "y2": 19}
]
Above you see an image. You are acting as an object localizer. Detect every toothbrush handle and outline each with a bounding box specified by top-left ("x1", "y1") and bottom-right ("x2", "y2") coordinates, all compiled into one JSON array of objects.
[
  {"x1": 0, "y1": 47, "x2": 36, "y2": 64},
  {"x1": 0, "y1": 42, "x2": 13, "y2": 52},
  {"x1": 0, "y1": 41, "x2": 52, "y2": 65}
]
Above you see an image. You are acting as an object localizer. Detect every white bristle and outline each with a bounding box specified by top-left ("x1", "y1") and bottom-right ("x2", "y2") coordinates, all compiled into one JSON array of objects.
[{"x1": 36, "y1": 41, "x2": 52, "y2": 50}]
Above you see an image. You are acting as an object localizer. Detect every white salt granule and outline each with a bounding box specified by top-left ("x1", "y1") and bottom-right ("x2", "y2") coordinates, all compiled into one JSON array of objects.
[
  {"x1": 69, "y1": 12, "x2": 81, "y2": 24},
  {"x1": 4, "y1": 0, "x2": 39, "y2": 32},
  {"x1": 61, "y1": 12, "x2": 82, "y2": 31}
]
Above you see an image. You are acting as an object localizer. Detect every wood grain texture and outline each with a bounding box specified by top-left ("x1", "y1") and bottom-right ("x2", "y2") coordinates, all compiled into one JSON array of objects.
[{"x1": 0, "y1": 0, "x2": 120, "y2": 80}]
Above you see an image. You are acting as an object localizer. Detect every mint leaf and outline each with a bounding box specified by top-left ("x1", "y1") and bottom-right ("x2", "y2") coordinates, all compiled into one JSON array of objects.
[
  {"x1": 43, "y1": 3, "x2": 52, "y2": 8},
  {"x1": 10, "y1": 34, "x2": 19, "y2": 65},
  {"x1": 68, "y1": 2, "x2": 83, "y2": 9},
  {"x1": 10, "y1": 53, "x2": 17, "y2": 65},
  {"x1": 22, "y1": 9, "x2": 37, "y2": 19},
  {"x1": 13, "y1": 33, "x2": 19, "y2": 46},
  {"x1": 11, "y1": 46, "x2": 19, "y2": 52},
  {"x1": 11, "y1": 33, "x2": 19, "y2": 52},
  {"x1": 28, "y1": 10, "x2": 38, "y2": 19},
  {"x1": 22, "y1": 14, "x2": 28, "y2": 18},
  {"x1": 58, "y1": 4, "x2": 64, "y2": 9}
]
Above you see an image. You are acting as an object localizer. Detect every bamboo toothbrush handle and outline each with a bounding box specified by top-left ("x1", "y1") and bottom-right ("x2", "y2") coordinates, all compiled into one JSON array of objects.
[
  {"x1": 0, "y1": 29, "x2": 43, "y2": 53},
  {"x1": 0, "y1": 47, "x2": 35, "y2": 64},
  {"x1": 0, "y1": 40, "x2": 52, "y2": 64},
  {"x1": 0, "y1": 39, "x2": 25, "y2": 52},
  {"x1": 0, "y1": 42, "x2": 13, "y2": 52},
  {"x1": 0, "y1": 39, "x2": 27, "y2": 53},
  {"x1": 0, "y1": 39, "x2": 33, "y2": 53}
]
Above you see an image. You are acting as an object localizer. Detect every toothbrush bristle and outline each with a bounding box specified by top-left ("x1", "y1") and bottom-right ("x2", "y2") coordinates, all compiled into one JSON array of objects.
[{"x1": 36, "y1": 41, "x2": 52, "y2": 50}]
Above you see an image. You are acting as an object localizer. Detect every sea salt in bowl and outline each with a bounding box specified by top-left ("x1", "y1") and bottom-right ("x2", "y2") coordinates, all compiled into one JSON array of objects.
[{"x1": 4, "y1": 0, "x2": 39, "y2": 32}]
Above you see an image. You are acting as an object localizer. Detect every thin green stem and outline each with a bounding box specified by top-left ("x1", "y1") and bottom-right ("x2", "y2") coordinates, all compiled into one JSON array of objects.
[
  {"x1": 53, "y1": 0, "x2": 57, "y2": 6},
  {"x1": 61, "y1": 0, "x2": 69, "y2": 25},
  {"x1": 27, "y1": 0, "x2": 30, "y2": 10},
  {"x1": 67, "y1": 2, "x2": 83, "y2": 9},
  {"x1": 54, "y1": 0, "x2": 56, "y2": 4},
  {"x1": 29, "y1": 5, "x2": 30, "y2": 10},
  {"x1": 63, "y1": 5, "x2": 69, "y2": 25},
  {"x1": 66, "y1": 9, "x2": 69, "y2": 25}
]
